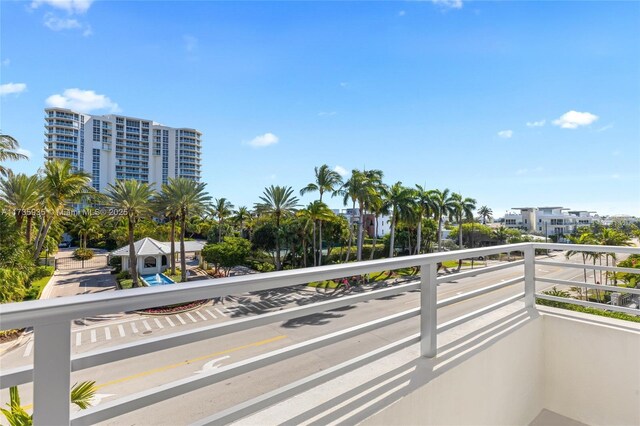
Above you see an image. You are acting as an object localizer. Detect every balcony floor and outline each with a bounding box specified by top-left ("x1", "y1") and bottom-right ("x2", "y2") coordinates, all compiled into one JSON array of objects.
[{"x1": 530, "y1": 409, "x2": 588, "y2": 426}]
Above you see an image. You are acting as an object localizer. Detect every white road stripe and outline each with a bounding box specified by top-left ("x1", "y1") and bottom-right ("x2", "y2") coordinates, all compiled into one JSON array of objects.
[
  {"x1": 196, "y1": 311, "x2": 207, "y2": 321},
  {"x1": 215, "y1": 308, "x2": 227, "y2": 317},
  {"x1": 75, "y1": 332, "x2": 82, "y2": 346},
  {"x1": 254, "y1": 302, "x2": 267, "y2": 309},
  {"x1": 90, "y1": 329, "x2": 97, "y2": 343},
  {"x1": 154, "y1": 318, "x2": 164, "y2": 329},
  {"x1": 186, "y1": 312, "x2": 198, "y2": 323},
  {"x1": 175, "y1": 314, "x2": 187, "y2": 325},
  {"x1": 205, "y1": 309, "x2": 217, "y2": 319},
  {"x1": 142, "y1": 320, "x2": 152, "y2": 331},
  {"x1": 166, "y1": 317, "x2": 176, "y2": 327},
  {"x1": 104, "y1": 327, "x2": 111, "y2": 340},
  {"x1": 118, "y1": 325, "x2": 126, "y2": 337},
  {"x1": 23, "y1": 341, "x2": 33, "y2": 357},
  {"x1": 131, "y1": 323, "x2": 139, "y2": 333}
]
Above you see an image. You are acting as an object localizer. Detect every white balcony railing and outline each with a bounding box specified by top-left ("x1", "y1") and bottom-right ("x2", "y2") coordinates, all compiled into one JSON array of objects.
[{"x1": 0, "y1": 243, "x2": 638, "y2": 425}]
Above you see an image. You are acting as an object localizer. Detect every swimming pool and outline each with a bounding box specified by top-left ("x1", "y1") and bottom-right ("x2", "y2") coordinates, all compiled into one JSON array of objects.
[{"x1": 141, "y1": 273, "x2": 175, "y2": 286}]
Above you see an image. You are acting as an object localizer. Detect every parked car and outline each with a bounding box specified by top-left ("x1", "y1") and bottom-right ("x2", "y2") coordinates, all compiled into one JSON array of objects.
[{"x1": 58, "y1": 241, "x2": 71, "y2": 248}]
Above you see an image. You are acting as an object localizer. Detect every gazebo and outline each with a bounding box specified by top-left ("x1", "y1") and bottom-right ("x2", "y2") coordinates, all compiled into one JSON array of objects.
[{"x1": 111, "y1": 237, "x2": 205, "y2": 275}]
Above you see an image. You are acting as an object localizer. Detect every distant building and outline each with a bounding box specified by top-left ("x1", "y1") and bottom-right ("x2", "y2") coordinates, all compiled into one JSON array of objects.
[
  {"x1": 503, "y1": 207, "x2": 600, "y2": 237},
  {"x1": 44, "y1": 108, "x2": 202, "y2": 193},
  {"x1": 332, "y1": 209, "x2": 391, "y2": 238}
]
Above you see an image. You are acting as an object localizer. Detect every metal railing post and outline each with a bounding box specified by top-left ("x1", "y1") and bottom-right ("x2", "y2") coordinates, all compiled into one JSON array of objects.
[
  {"x1": 420, "y1": 262, "x2": 438, "y2": 358},
  {"x1": 33, "y1": 321, "x2": 71, "y2": 426},
  {"x1": 524, "y1": 244, "x2": 536, "y2": 307}
]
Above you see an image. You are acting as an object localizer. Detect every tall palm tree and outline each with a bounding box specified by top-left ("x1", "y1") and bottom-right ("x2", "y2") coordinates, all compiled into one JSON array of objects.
[
  {"x1": 297, "y1": 201, "x2": 334, "y2": 266},
  {"x1": 385, "y1": 182, "x2": 416, "y2": 258},
  {"x1": 356, "y1": 170, "x2": 384, "y2": 261},
  {"x1": 337, "y1": 170, "x2": 366, "y2": 262},
  {"x1": 70, "y1": 210, "x2": 100, "y2": 249},
  {"x1": 33, "y1": 160, "x2": 92, "y2": 259},
  {"x1": 367, "y1": 188, "x2": 389, "y2": 259},
  {"x1": 566, "y1": 232, "x2": 597, "y2": 300},
  {"x1": 414, "y1": 184, "x2": 435, "y2": 254},
  {"x1": 155, "y1": 184, "x2": 181, "y2": 275},
  {"x1": 210, "y1": 197, "x2": 235, "y2": 242},
  {"x1": 233, "y1": 206, "x2": 252, "y2": 239},
  {"x1": 451, "y1": 193, "x2": 477, "y2": 271},
  {"x1": 597, "y1": 228, "x2": 631, "y2": 286},
  {"x1": 300, "y1": 165, "x2": 343, "y2": 265},
  {"x1": 107, "y1": 180, "x2": 155, "y2": 287},
  {"x1": 431, "y1": 188, "x2": 456, "y2": 252},
  {"x1": 255, "y1": 185, "x2": 299, "y2": 270},
  {"x1": 0, "y1": 173, "x2": 40, "y2": 243},
  {"x1": 169, "y1": 178, "x2": 211, "y2": 282},
  {"x1": 0, "y1": 134, "x2": 29, "y2": 177},
  {"x1": 478, "y1": 205, "x2": 493, "y2": 225}
]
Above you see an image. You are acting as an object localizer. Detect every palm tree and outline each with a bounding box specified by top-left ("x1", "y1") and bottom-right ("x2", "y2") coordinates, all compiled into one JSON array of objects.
[
  {"x1": 300, "y1": 165, "x2": 343, "y2": 265},
  {"x1": 33, "y1": 160, "x2": 92, "y2": 259},
  {"x1": 431, "y1": 188, "x2": 456, "y2": 252},
  {"x1": 107, "y1": 180, "x2": 156, "y2": 287},
  {"x1": 210, "y1": 197, "x2": 235, "y2": 242},
  {"x1": 356, "y1": 170, "x2": 384, "y2": 260},
  {"x1": 478, "y1": 205, "x2": 493, "y2": 225},
  {"x1": 297, "y1": 201, "x2": 334, "y2": 266},
  {"x1": 367, "y1": 185, "x2": 389, "y2": 259},
  {"x1": 597, "y1": 228, "x2": 631, "y2": 287},
  {"x1": 0, "y1": 134, "x2": 29, "y2": 177},
  {"x1": 414, "y1": 185, "x2": 435, "y2": 254},
  {"x1": 233, "y1": 206, "x2": 252, "y2": 239},
  {"x1": 336, "y1": 170, "x2": 366, "y2": 262},
  {"x1": 385, "y1": 182, "x2": 415, "y2": 258},
  {"x1": 155, "y1": 183, "x2": 181, "y2": 275},
  {"x1": 451, "y1": 193, "x2": 477, "y2": 271},
  {"x1": 255, "y1": 185, "x2": 299, "y2": 270},
  {"x1": 70, "y1": 210, "x2": 100, "y2": 249},
  {"x1": 566, "y1": 232, "x2": 597, "y2": 300},
  {"x1": 0, "y1": 173, "x2": 40, "y2": 243},
  {"x1": 169, "y1": 178, "x2": 211, "y2": 282}
]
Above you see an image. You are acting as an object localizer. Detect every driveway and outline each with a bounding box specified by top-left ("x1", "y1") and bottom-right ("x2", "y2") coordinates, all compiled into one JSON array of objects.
[{"x1": 41, "y1": 266, "x2": 117, "y2": 299}]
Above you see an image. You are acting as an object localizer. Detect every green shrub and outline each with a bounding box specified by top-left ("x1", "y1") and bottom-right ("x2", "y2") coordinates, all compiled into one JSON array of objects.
[
  {"x1": 536, "y1": 298, "x2": 640, "y2": 323},
  {"x1": 109, "y1": 256, "x2": 122, "y2": 272},
  {"x1": 73, "y1": 249, "x2": 94, "y2": 260},
  {"x1": 117, "y1": 270, "x2": 131, "y2": 280},
  {"x1": 30, "y1": 266, "x2": 54, "y2": 280}
]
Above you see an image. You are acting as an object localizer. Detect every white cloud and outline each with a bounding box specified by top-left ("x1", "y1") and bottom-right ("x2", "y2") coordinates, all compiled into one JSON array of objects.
[
  {"x1": 15, "y1": 148, "x2": 32, "y2": 159},
  {"x1": 432, "y1": 0, "x2": 463, "y2": 9},
  {"x1": 45, "y1": 88, "x2": 120, "y2": 113},
  {"x1": 497, "y1": 130, "x2": 513, "y2": 139},
  {"x1": 552, "y1": 110, "x2": 598, "y2": 129},
  {"x1": 398, "y1": 10, "x2": 406, "y2": 16},
  {"x1": 31, "y1": 0, "x2": 93, "y2": 14},
  {"x1": 318, "y1": 111, "x2": 337, "y2": 117},
  {"x1": 183, "y1": 35, "x2": 198, "y2": 53},
  {"x1": 44, "y1": 13, "x2": 81, "y2": 30},
  {"x1": 0, "y1": 83, "x2": 27, "y2": 96},
  {"x1": 247, "y1": 133, "x2": 279, "y2": 148},
  {"x1": 333, "y1": 165, "x2": 348, "y2": 177},
  {"x1": 526, "y1": 119, "x2": 545, "y2": 127},
  {"x1": 2, "y1": 59, "x2": 10, "y2": 67},
  {"x1": 597, "y1": 123, "x2": 614, "y2": 132}
]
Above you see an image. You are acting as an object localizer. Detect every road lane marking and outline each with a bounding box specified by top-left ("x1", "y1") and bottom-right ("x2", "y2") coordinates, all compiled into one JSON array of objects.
[
  {"x1": 75, "y1": 332, "x2": 82, "y2": 346},
  {"x1": 118, "y1": 325, "x2": 126, "y2": 337},
  {"x1": 196, "y1": 355, "x2": 231, "y2": 374},
  {"x1": 186, "y1": 313, "x2": 198, "y2": 323},
  {"x1": 90, "y1": 330, "x2": 97, "y2": 343},
  {"x1": 166, "y1": 317, "x2": 175, "y2": 327},
  {"x1": 104, "y1": 327, "x2": 111, "y2": 340},
  {"x1": 205, "y1": 309, "x2": 217, "y2": 319},
  {"x1": 196, "y1": 311, "x2": 207, "y2": 321},
  {"x1": 94, "y1": 335, "x2": 287, "y2": 391},
  {"x1": 142, "y1": 320, "x2": 152, "y2": 331},
  {"x1": 215, "y1": 308, "x2": 227, "y2": 317},
  {"x1": 131, "y1": 323, "x2": 139, "y2": 334},
  {"x1": 23, "y1": 341, "x2": 33, "y2": 357},
  {"x1": 254, "y1": 302, "x2": 268, "y2": 309},
  {"x1": 154, "y1": 318, "x2": 164, "y2": 329},
  {"x1": 175, "y1": 314, "x2": 187, "y2": 325}
]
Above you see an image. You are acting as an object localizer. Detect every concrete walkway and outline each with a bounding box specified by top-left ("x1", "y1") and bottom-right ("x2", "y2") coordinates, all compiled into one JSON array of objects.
[{"x1": 41, "y1": 266, "x2": 117, "y2": 299}]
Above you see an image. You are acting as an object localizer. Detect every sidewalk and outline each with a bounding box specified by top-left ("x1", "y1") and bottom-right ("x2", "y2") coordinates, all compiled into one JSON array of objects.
[{"x1": 41, "y1": 266, "x2": 117, "y2": 299}]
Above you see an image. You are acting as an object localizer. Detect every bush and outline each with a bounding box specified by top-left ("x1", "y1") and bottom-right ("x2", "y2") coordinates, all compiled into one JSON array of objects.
[
  {"x1": 73, "y1": 248, "x2": 94, "y2": 260},
  {"x1": 109, "y1": 256, "x2": 122, "y2": 273},
  {"x1": 536, "y1": 298, "x2": 640, "y2": 323},
  {"x1": 30, "y1": 266, "x2": 54, "y2": 280},
  {"x1": 117, "y1": 270, "x2": 131, "y2": 280}
]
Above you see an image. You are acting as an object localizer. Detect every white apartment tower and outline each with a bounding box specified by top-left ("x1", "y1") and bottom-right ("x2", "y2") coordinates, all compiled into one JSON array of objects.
[{"x1": 44, "y1": 108, "x2": 202, "y2": 192}]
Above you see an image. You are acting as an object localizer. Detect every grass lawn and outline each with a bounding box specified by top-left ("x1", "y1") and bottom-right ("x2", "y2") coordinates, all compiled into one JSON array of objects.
[{"x1": 31, "y1": 275, "x2": 53, "y2": 298}]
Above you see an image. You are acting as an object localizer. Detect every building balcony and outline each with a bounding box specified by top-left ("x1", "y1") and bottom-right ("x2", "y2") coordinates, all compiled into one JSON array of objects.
[{"x1": 0, "y1": 243, "x2": 638, "y2": 425}]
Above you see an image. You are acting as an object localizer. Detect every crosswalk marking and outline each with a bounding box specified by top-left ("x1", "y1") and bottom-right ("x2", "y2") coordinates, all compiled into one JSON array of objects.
[
  {"x1": 23, "y1": 340, "x2": 33, "y2": 357},
  {"x1": 186, "y1": 312, "x2": 198, "y2": 323},
  {"x1": 175, "y1": 314, "x2": 187, "y2": 325},
  {"x1": 196, "y1": 311, "x2": 207, "y2": 321},
  {"x1": 104, "y1": 327, "x2": 111, "y2": 340},
  {"x1": 254, "y1": 302, "x2": 268, "y2": 309},
  {"x1": 142, "y1": 320, "x2": 152, "y2": 331},
  {"x1": 154, "y1": 318, "x2": 164, "y2": 329},
  {"x1": 215, "y1": 308, "x2": 227, "y2": 317},
  {"x1": 131, "y1": 323, "x2": 139, "y2": 333},
  {"x1": 205, "y1": 309, "x2": 217, "y2": 319},
  {"x1": 118, "y1": 325, "x2": 126, "y2": 337},
  {"x1": 166, "y1": 317, "x2": 176, "y2": 327},
  {"x1": 75, "y1": 332, "x2": 82, "y2": 346},
  {"x1": 90, "y1": 329, "x2": 97, "y2": 343}
]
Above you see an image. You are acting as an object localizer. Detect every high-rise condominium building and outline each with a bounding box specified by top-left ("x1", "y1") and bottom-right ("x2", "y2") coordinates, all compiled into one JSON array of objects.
[{"x1": 44, "y1": 108, "x2": 202, "y2": 192}]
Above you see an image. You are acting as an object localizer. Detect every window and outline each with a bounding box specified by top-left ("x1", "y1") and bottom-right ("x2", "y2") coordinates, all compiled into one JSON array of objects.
[{"x1": 144, "y1": 257, "x2": 157, "y2": 268}]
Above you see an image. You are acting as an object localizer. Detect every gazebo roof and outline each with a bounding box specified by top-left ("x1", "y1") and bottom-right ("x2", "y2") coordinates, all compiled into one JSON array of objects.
[{"x1": 111, "y1": 238, "x2": 205, "y2": 257}]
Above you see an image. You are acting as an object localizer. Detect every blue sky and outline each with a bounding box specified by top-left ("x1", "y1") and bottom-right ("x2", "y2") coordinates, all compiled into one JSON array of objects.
[{"x1": 1, "y1": 0, "x2": 639, "y2": 216}]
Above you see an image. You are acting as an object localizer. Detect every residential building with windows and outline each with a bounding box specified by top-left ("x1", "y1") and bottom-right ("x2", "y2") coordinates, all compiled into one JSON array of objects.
[
  {"x1": 44, "y1": 108, "x2": 202, "y2": 192},
  {"x1": 502, "y1": 207, "x2": 600, "y2": 237},
  {"x1": 333, "y1": 208, "x2": 391, "y2": 238}
]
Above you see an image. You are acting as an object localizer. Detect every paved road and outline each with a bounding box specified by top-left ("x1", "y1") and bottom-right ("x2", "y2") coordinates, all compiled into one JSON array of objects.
[
  {"x1": 0, "y1": 252, "x2": 623, "y2": 424},
  {"x1": 41, "y1": 264, "x2": 116, "y2": 299}
]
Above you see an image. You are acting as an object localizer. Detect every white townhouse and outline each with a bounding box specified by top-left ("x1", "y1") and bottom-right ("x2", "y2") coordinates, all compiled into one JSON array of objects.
[{"x1": 503, "y1": 207, "x2": 600, "y2": 237}]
